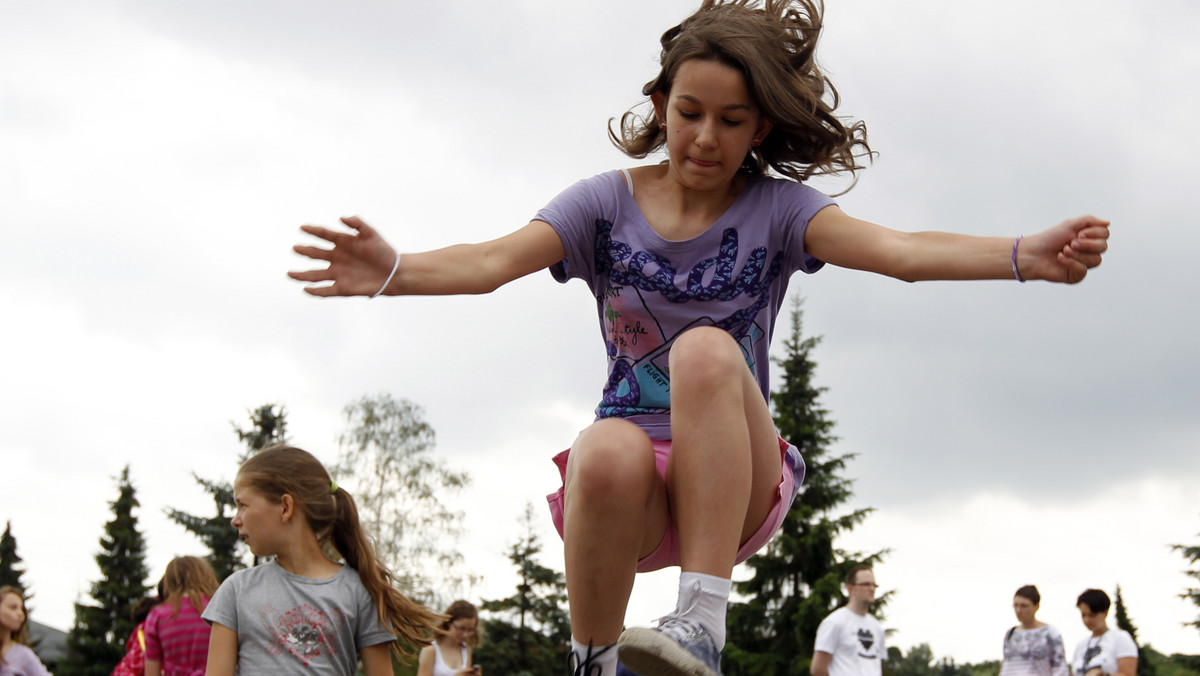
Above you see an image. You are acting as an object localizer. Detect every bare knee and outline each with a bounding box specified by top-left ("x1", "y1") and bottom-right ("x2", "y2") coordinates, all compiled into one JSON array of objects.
[
  {"x1": 668, "y1": 326, "x2": 745, "y2": 387},
  {"x1": 565, "y1": 419, "x2": 656, "y2": 505}
]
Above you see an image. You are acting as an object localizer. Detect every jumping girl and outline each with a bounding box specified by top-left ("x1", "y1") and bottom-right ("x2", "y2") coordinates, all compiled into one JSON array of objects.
[
  {"x1": 202, "y1": 445, "x2": 441, "y2": 676},
  {"x1": 288, "y1": 1, "x2": 1110, "y2": 675}
]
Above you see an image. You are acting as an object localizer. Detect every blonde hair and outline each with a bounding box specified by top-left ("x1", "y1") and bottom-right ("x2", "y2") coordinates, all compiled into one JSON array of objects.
[
  {"x1": 611, "y1": 0, "x2": 872, "y2": 186},
  {"x1": 236, "y1": 445, "x2": 440, "y2": 658},
  {"x1": 160, "y1": 556, "x2": 219, "y2": 618},
  {"x1": 0, "y1": 586, "x2": 30, "y2": 645}
]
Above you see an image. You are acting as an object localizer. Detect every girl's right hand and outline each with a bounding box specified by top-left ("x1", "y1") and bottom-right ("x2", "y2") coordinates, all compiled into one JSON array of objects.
[{"x1": 289, "y1": 216, "x2": 399, "y2": 297}]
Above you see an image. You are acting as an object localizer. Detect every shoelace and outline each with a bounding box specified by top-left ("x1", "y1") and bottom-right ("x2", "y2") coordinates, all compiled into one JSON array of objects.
[
  {"x1": 569, "y1": 641, "x2": 613, "y2": 676},
  {"x1": 653, "y1": 579, "x2": 704, "y2": 643}
]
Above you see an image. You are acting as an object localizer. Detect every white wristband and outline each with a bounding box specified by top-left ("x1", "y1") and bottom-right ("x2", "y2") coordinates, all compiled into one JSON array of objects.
[{"x1": 371, "y1": 253, "x2": 400, "y2": 298}]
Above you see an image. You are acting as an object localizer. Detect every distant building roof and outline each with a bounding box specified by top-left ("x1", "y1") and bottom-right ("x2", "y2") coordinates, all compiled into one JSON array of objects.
[{"x1": 28, "y1": 619, "x2": 68, "y2": 664}]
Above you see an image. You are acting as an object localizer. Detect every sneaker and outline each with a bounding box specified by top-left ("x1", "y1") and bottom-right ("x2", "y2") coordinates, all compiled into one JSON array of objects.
[
  {"x1": 617, "y1": 616, "x2": 721, "y2": 676},
  {"x1": 569, "y1": 642, "x2": 614, "y2": 676}
]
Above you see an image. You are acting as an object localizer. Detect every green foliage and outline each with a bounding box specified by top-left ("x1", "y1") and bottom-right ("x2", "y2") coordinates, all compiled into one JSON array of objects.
[
  {"x1": 232, "y1": 404, "x2": 289, "y2": 463},
  {"x1": 0, "y1": 520, "x2": 27, "y2": 591},
  {"x1": 880, "y1": 645, "x2": 1001, "y2": 676},
  {"x1": 1172, "y1": 521, "x2": 1200, "y2": 634},
  {"x1": 475, "y1": 503, "x2": 572, "y2": 675},
  {"x1": 332, "y1": 393, "x2": 473, "y2": 606},
  {"x1": 59, "y1": 467, "x2": 150, "y2": 676},
  {"x1": 0, "y1": 520, "x2": 35, "y2": 637},
  {"x1": 724, "y1": 300, "x2": 887, "y2": 676},
  {"x1": 166, "y1": 403, "x2": 287, "y2": 579},
  {"x1": 1114, "y1": 585, "x2": 1158, "y2": 676},
  {"x1": 888, "y1": 643, "x2": 936, "y2": 676},
  {"x1": 1142, "y1": 645, "x2": 1200, "y2": 676}
]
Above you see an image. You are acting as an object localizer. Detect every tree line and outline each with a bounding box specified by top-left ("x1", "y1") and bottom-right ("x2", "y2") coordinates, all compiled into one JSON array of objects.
[{"x1": 3, "y1": 304, "x2": 1199, "y2": 675}]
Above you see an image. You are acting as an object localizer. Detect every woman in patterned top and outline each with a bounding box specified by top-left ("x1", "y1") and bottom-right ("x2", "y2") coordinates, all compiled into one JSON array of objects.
[{"x1": 999, "y1": 585, "x2": 1068, "y2": 676}]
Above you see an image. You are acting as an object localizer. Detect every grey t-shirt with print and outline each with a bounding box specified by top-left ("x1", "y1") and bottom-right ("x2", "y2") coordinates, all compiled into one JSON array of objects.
[{"x1": 202, "y1": 560, "x2": 394, "y2": 675}]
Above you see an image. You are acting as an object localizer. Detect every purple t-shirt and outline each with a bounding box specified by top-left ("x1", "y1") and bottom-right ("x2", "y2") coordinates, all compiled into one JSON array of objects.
[
  {"x1": 536, "y1": 169, "x2": 835, "y2": 438},
  {"x1": 0, "y1": 643, "x2": 52, "y2": 676}
]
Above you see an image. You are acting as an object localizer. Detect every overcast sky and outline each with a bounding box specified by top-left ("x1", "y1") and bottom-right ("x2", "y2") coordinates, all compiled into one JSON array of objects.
[{"x1": 2, "y1": 0, "x2": 1198, "y2": 665}]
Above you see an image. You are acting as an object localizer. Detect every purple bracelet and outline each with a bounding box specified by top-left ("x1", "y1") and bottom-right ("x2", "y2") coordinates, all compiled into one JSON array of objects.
[{"x1": 1011, "y1": 236, "x2": 1025, "y2": 283}]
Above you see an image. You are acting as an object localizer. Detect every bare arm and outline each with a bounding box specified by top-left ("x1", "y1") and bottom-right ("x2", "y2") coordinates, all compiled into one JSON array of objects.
[
  {"x1": 811, "y1": 650, "x2": 833, "y2": 676},
  {"x1": 361, "y1": 643, "x2": 395, "y2": 676},
  {"x1": 416, "y1": 645, "x2": 435, "y2": 676},
  {"x1": 145, "y1": 660, "x2": 162, "y2": 676},
  {"x1": 289, "y1": 217, "x2": 566, "y2": 297},
  {"x1": 204, "y1": 623, "x2": 238, "y2": 676},
  {"x1": 1115, "y1": 656, "x2": 1138, "y2": 676},
  {"x1": 805, "y1": 206, "x2": 1110, "y2": 284}
]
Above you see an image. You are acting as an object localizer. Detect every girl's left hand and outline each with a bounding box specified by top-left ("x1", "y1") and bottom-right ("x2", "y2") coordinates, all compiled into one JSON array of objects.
[{"x1": 1020, "y1": 215, "x2": 1110, "y2": 284}]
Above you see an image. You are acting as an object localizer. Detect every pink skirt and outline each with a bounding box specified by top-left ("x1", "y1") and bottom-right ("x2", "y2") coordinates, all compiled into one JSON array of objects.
[{"x1": 546, "y1": 435, "x2": 803, "y2": 572}]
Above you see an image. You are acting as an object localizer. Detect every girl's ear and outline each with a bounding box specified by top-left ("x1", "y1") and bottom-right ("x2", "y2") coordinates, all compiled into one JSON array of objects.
[
  {"x1": 279, "y1": 494, "x2": 295, "y2": 523},
  {"x1": 651, "y1": 91, "x2": 666, "y2": 126},
  {"x1": 756, "y1": 118, "x2": 774, "y2": 144}
]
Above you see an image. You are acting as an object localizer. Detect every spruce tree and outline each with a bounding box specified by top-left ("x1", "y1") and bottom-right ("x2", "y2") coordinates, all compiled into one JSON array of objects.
[
  {"x1": 474, "y1": 503, "x2": 572, "y2": 675},
  {"x1": 1113, "y1": 586, "x2": 1156, "y2": 676},
  {"x1": 166, "y1": 403, "x2": 287, "y2": 579},
  {"x1": 0, "y1": 521, "x2": 27, "y2": 591},
  {"x1": 59, "y1": 466, "x2": 150, "y2": 676},
  {"x1": 0, "y1": 520, "x2": 34, "y2": 634},
  {"x1": 725, "y1": 300, "x2": 886, "y2": 676},
  {"x1": 1171, "y1": 523, "x2": 1200, "y2": 634}
]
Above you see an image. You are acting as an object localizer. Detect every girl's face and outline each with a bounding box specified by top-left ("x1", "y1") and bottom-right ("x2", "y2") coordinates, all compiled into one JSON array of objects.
[
  {"x1": 654, "y1": 58, "x2": 772, "y2": 194},
  {"x1": 0, "y1": 592, "x2": 25, "y2": 636},
  {"x1": 1078, "y1": 603, "x2": 1107, "y2": 635},
  {"x1": 449, "y1": 616, "x2": 477, "y2": 645},
  {"x1": 1013, "y1": 595, "x2": 1038, "y2": 625},
  {"x1": 232, "y1": 478, "x2": 285, "y2": 557}
]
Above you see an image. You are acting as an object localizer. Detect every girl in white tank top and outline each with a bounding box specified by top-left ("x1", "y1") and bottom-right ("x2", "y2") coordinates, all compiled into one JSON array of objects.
[{"x1": 417, "y1": 600, "x2": 481, "y2": 676}]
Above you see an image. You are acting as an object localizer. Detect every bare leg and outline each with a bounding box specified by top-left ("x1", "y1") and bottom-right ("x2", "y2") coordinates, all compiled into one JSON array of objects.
[
  {"x1": 563, "y1": 417, "x2": 670, "y2": 645},
  {"x1": 618, "y1": 327, "x2": 782, "y2": 675},
  {"x1": 667, "y1": 326, "x2": 783, "y2": 577}
]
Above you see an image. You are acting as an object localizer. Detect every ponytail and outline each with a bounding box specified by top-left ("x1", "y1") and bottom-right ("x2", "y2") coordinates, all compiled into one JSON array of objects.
[{"x1": 330, "y1": 486, "x2": 444, "y2": 658}]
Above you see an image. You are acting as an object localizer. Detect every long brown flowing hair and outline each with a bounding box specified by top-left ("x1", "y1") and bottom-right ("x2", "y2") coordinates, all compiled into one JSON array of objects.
[
  {"x1": 237, "y1": 445, "x2": 441, "y2": 659},
  {"x1": 0, "y1": 586, "x2": 30, "y2": 645},
  {"x1": 160, "y1": 556, "x2": 219, "y2": 618},
  {"x1": 610, "y1": 0, "x2": 872, "y2": 187}
]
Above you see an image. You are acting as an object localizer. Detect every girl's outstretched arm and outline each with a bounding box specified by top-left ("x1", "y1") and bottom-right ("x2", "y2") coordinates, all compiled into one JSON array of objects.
[
  {"x1": 289, "y1": 217, "x2": 566, "y2": 297},
  {"x1": 805, "y1": 206, "x2": 1109, "y2": 283},
  {"x1": 361, "y1": 643, "x2": 395, "y2": 676},
  {"x1": 204, "y1": 623, "x2": 238, "y2": 676}
]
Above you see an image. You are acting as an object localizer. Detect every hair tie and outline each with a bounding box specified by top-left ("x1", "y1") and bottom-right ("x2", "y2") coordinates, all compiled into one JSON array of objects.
[{"x1": 329, "y1": 480, "x2": 338, "y2": 495}]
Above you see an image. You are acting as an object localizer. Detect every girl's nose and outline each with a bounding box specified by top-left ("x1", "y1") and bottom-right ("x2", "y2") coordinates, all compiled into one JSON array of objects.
[{"x1": 695, "y1": 119, "x2": 718, "y2": 148}]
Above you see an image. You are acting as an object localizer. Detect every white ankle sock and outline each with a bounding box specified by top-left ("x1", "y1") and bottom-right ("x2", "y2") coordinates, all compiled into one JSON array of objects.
[
  {"x1": 571, "y1": 636, "x2": 618, "y2": 676},
  {"x1": 676, "y1": 572, "x2": 732, "y2": 649}
]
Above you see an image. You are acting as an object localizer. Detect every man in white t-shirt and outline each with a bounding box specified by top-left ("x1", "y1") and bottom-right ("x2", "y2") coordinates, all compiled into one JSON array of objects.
[
  {"x1": 1072, "y1": 589, "x2": 1138, "y2": 676},
  {"x1": 812, "y1": 566, "x2": 886, "y2": 676}
]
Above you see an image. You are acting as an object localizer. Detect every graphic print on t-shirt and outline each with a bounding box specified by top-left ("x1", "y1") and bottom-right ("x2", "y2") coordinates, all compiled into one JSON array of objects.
[
  {"x1": 595, "y1": 219, "x2": 780, "y2": 417},
  {"x1": 261, "y1": 602, "x2": 343, "y2": 666},
  {"x1": 858, "y1": 628, "x2": 877, "y2": 658}
]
